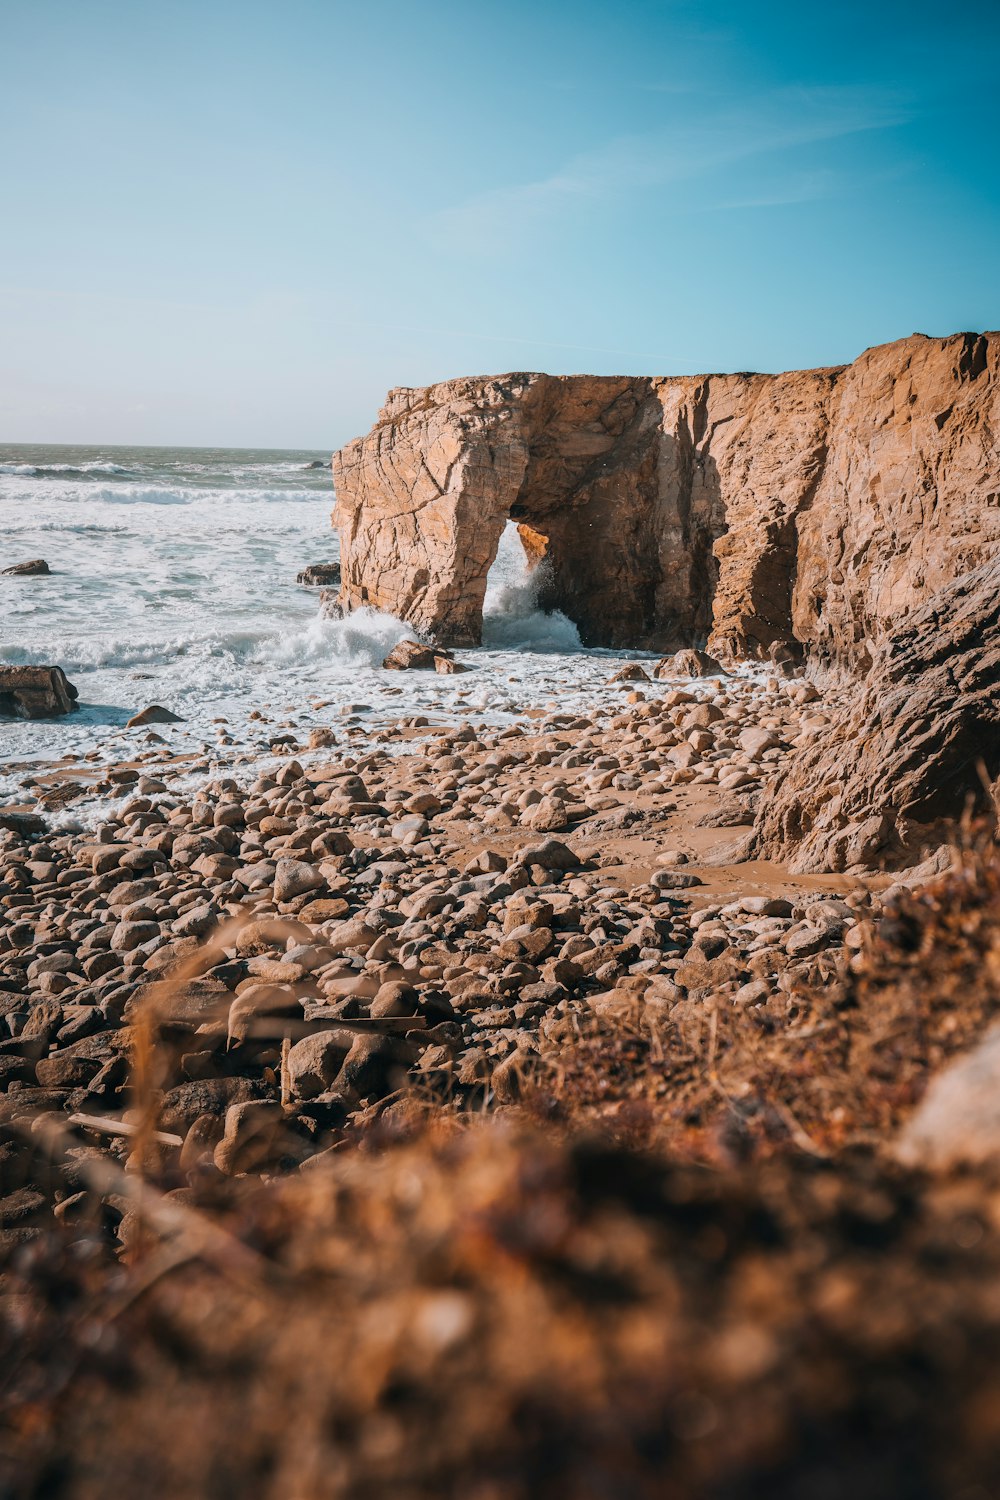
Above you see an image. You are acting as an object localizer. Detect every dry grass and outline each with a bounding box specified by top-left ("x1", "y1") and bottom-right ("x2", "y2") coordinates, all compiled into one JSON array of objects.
[{"x1": 530, "y1": 838, "x2": 1000, "y2": 1161}]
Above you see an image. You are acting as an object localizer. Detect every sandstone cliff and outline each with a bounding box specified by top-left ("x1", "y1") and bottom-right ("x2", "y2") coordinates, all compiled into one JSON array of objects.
[{"x1": 331, "y1": 332, "x2": 1000, "y2": 664}]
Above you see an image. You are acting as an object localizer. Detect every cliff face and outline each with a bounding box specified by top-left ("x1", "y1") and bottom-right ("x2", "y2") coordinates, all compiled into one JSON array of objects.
[
  {"x1": 742, "y1": 554, "x2": 1000, "y2": 872},
  {"x1": 331, "y1": 332, "x2": 1000, "y2": 665}
]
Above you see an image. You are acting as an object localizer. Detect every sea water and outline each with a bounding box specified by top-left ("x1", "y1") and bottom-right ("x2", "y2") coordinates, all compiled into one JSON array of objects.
[{"x1": 0, "y1": 444, "x2": 652, "y2": 805}]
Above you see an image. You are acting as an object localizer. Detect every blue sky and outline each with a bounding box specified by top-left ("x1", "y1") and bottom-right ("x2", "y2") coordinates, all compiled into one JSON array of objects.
[{"x1": 2, "y1": 0, "x2": 998, "y2": 447}]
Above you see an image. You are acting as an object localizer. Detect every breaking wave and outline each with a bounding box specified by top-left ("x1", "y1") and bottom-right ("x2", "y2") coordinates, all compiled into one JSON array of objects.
[
  {"x1": 482, "y1": 523, "x2": 582, "y2": 653},
  {"x1": 0, "y1": 461, "x2": 135, "y2": 480},
  {"x1": 0, "y1": 606, "x2": 411, "y2": 679}
]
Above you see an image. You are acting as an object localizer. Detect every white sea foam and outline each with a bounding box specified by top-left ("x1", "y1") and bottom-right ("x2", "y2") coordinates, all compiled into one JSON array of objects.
[
  {"x1": 0, "y1": 447, "x2": 662, "y2": 799},
  {"x1": 254, "y1": 608, "x2": 412, "y2": 669},
  {"x1": 2, "y1": 479, "x2": 323, "y2": 508},
  {"x1": 0, "y1": 460, "x2": 134, "y2": 478},
  {"x1": 481, "y1": 523, "x2": 582, "y2": 652}
]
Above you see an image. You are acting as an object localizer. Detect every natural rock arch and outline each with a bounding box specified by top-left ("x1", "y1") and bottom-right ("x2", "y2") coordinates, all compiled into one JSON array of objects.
[
  {"x1": 332, "y1": 373, "x2": 671, "y2": 649},
  {"x1": 331, "y1": 332, "x2": 1000, "y2": 664}
]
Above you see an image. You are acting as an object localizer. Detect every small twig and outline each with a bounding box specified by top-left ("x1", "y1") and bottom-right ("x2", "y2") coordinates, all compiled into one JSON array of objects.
[
  {"x1": 280, "y1": 1035, "x2": 291, "y2": 1109},
  {"x1": 67, "y1": 1113, "x2": 183, "y2": 1148},
  {"x1": 783, "y1": 1022, "x2": 836, "y2": 1042},
  {"x1": 771, "y1": 1099, "x2": 830, "y2": 1158},
  {"x1": 706, "y1": 1005, "x2": 719, "y2": 1079}
]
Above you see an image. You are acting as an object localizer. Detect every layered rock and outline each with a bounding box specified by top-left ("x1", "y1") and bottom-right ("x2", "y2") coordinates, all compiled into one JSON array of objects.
[
  {"x1": 742, "y1": 556, "x2": 1000, "y2": 872},
  {"x1": 331, "y1": 332, "x2": 1000, "y2": 663},
  {"x1": 0, "y1": 665, "x2": 79, "y2": 719}
]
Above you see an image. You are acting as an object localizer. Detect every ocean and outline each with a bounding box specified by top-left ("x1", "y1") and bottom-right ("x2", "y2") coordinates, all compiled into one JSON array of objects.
[{"x1": 0, "y1": 443, "x2": 644, "y2": 811}]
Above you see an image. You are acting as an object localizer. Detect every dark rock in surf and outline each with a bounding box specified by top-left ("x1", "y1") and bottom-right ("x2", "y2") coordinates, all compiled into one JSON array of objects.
[
  {"x1": 2, "y1": 559, "x2": 50, "y2": 577},
  {"x1": 297, "y1": 563, "x2": 341, "y2": 587},
  {"x1": 0, "y1": 809, "x2": 47, "y2": 836},
  {"x1": 0, "y1": 665, "x2": 78, "y2": 719}
]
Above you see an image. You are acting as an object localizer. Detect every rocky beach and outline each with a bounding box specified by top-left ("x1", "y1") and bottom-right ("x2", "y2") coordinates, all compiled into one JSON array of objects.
[
  {"x1": 0, "y1": 648, "x2": 875, "y2": 1146},
  {"x1": 4, "y1": 330, "x2": 1000, "y2": 1496}
]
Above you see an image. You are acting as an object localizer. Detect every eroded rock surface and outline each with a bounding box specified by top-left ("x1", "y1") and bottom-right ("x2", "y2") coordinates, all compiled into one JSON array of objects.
[
  {"x1": 297, "y1": 563, "x2": 341, "y2": 587},
  {"x1": 0, "y1": 665, "x2": 79, "y2": 719},
  {"x1": 332, "y1": 332, "x2": 1000, "y2": 663},
  {"x1": 743, "y1": 555, "x2": 1000, "y2": 872}
]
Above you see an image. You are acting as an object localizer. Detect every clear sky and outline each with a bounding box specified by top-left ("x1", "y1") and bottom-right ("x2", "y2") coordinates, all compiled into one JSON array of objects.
[{"x1": 2, "y1": 0, "x2": 998, "y2": 449}]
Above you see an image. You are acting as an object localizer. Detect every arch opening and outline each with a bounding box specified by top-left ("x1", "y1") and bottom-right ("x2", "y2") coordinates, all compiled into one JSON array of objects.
[{"x1": 481, "y1": 521, "x2": 582, "y2": 652}]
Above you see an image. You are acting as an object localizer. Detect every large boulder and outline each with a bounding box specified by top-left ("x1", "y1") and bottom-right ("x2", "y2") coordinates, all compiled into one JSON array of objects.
[
  {"x1": 654, "y1": 649, "x2": 725, "y2": 679},
  {"x1": 0, "y1": 665, "x2": 79, "y2": 719},
  {"x1": 743, "y1": 556, "x2": 1000, "y2": 872},
  {"x1": 382, "y1": 640, "x2": 438, "y2": 671},
  {"x1": 2, "y1": 559, "x2": 49, "y2": 577}
]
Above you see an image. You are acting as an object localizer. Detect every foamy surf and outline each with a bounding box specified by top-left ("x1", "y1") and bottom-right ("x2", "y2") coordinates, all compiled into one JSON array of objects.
[
  {"x1": 0, "y1": 444, "x2": 662, "y2": 803},
  {"x1": 481, "y1": 523, "x2": 583, "y2": 653}
]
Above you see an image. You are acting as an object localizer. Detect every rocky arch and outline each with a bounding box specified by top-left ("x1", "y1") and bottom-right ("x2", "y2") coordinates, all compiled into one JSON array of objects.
[
  {"x1": 330, "y1": 332, "x2": 1000, "y2": 664},
  {"x1": 332, "y1": 373, "x2": 681, "y2": 649},
  {"x1": 329, "y1": 365, "x2": 845, "y2": 654}
]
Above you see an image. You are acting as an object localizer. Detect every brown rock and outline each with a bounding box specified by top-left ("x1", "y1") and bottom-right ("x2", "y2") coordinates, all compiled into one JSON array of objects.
[
  {"x1": 161, "y1": 1078, "x2": 267, "y2": 1133},
  {"x1": 338, "y1": 1034, "x2": 413, "y2": 1097},
  {"x1": 286, "y1": 1029, "x2": 353, "y2": 1100},
  {"x1": 227, "y1": 984, "x2": 303, "y2": 1045},
  {"x1": 274, "y1": 858, "x2": 324, "y2": 903},
  {"x1": 0, "y1": 665, "x2": 79, "y2": 719},
  {"x1": 490, "y1": 1048, "x2": 537, "y2": 1104},
  {"x1": 331, "y1": 332, "x2": 999, "y2": 660},
  {"x1": 434, "y1": 654, "x2": 467, "y2": 674},
  {"x1": 521, "y1": 796, "x2": 570, "y2": 833},
  {"x1": 214, "y1": 1101, "x2": 284, "y2": 1176},
  {"x1": 2, "y1": 559, "x2": 49, "y2": 576},
  {"x1": 655, "y1": 649, "x2": 725, "y2": 679},
  {"x1": 126, "y1": 978, "x2": 232, "y2": 1032},
  {"x1": 382, "y1": 639, "x2": 437, "y2": 670},
  {"x1": 307, "y1": 727, "x2": 338, "y2": 749},
  {"x1": 299, "y1": 897, "x2": 351, "y2": 922},
  {"x1": 514, "y1": 838, "x2": 581, "y2": 872},
  {"x1": 609, "y1": 664, "x2": 651, "y2": 682},
  {"x1": 234, "y1": 917, "x2": 311, "y2": 958},
  {"x1": 369, "y1": 982, "x2": 420, "y2": 1018},
  {"x1": 125, "y1": 705, "x2": 184, "y2": 727}
]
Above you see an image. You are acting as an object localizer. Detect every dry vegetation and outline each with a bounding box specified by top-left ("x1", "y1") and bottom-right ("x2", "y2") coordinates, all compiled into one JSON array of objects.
[
  {"x1": 534, "y1": 837, "x2": 1000, "y2": 1156},
  {"x1": 5, "y1": 845, "x2": 1000, "y2": 1498}
]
